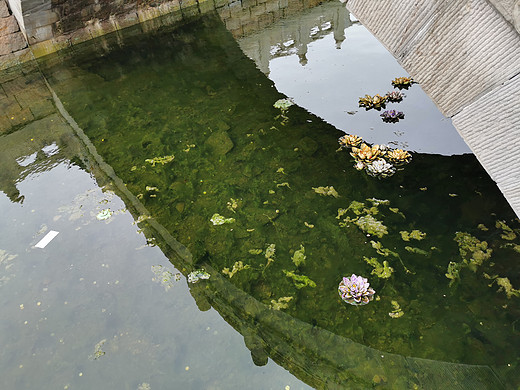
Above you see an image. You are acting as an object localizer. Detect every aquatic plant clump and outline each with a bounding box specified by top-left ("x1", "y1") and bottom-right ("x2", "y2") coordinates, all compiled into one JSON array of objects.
[
  {"x1": 385, "y1": 90, "x2": 404, "y2": 102},
  {"x1": 358, "y1": 94, "x2": 387, "y2": 110},
  {"x1": 312, "y1": 186, "x2": 339, "y2": 198},
  {"x1": 365, "y1": 158, "x2": 396, "y2": 178},
  {"x1": 350, "y1": 143, "x2": 381, "y2": 163},
  {"x1": 273, "y1": 98, "x2": 294, "y2": 111},
  {"x1": 385, "y1": 149, "x2": 412, "y2": 166},
  {"x1": 145, "y1": 155, "x2": 175, "y2": 166},
  {"x1": 338, "y1": 274, "x2": 375, "y2": 306},
  {"x1": 380, "y1": 110, "x2": 404, "y2": 123},
  {"x1": 96, "y1": 209, "x2": 112, "y2": 220},
  {"x1": 454, "y1": 232, "x2": 492, "y2": 270},
  {"x1": 391, "y1": 77, "x2": 415, "y2": 89},
  {"x1": 338, "y1": 134, "x2": 362, "y2": 149}
]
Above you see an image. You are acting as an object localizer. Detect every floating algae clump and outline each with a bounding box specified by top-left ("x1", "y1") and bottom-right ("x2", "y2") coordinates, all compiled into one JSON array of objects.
[
  {"x1": 445, "y1": 261, "x2": 461, "y2": 286},
  {"x1": 222, "y1": 261, "x2": 250, "y2": 278},
  {"x1": 210, "y1": 213, "x2": 235, "y2": 225},
  {"x1": 312, "y1": 186, "x2": 339, "y2": 198},
  {"x1": 404, "y1": 246, "x2": 430, "y2": 256},
  {"x1": 292, "y1": 245, "x2": 306, "y2": 267},
  {"x1": 145, "y1": 155, "x2": 175, "y2": 166},
  {"x1": 265, "y1": 243, "x2": 276, "y2": 269},
  {"x1": 496, "y1": 220, "x2": 517, "y2": 241},
  {"x1": 484, "y1": 273, "x2": 520, "y2": 298},
  {"x1": 363, "y1": 256, "x2": 393, "y2": 279},
  {"x1": 355, "y1": 215, "x2": 388, "y2": 238},
  {"x1": 283, "y1": 270, "x2": 316, "y2": 289},
  {"x1": 454, "y1": 232, "x2": 492, "y2": 270},
  {"x1": 388, "y1": 300, "x2": 404, "y2": 318},
  {"x1": 270, "y1": 296, "x2": 293, "y2": 310},
  {"x1": 400, "y1": 230, "x2": 426, "y2": 241}
]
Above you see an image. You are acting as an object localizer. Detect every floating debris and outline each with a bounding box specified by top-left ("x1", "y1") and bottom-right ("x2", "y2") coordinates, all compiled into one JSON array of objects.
[
  {"x1": 358, "y1": 94, "x2": 387, "y2": 110},
  {"x1": 145, "y1": 155, "x2": 175, "y2": 167},
  {"x1": 222, "y1": 261, "x2": 250, "y2": 278},
  {"x1": 304, "y1": 222, "x2": 314, "y2": 228},
  {"x1": 96, "y1": 209, "x2": 112, "y2": 220},
  {"x1": 273, "y1": 98, "x2": 294, "y2": 111},
  {"x1": 391, "y1": 77, "x2": 415, "y2": 89},
  {"x1": 88, "y1": 339, "x2": 107, "y2": 360},
  {"x1": 265, "y1": 243, "x2": 276, "y2": 269},
  {"x1": 338, "y1": 274, "x2": 375, "y2": 306},
  {"x1": 404, "y1": 246, "x2": 429, "y2": 256},
  {"x1": 210, "y1": 213, "x2": 235, "y2": 225},
  {"x1": 226, "y1": 198, "x2": 239, "y2": 213},
  {"x1": 292, "y1": 245, "x2": 306, "y2": 266},
  {"x1": 385, "y1": 90, "x2": 404, "y2": 102},
  {"x1": 338, "y1": 134, "x2": 362, "y2": 149},
  {"x1": 187, "y1": 269, "x2": 210, "y2": 283},
  {"x1": 270, "y1": 296, "x2": 293, "y2": 310},
  {"x1": 388, "y1": 300, "x2": 404, "y2": 318},
  {"x1": 380, "y1": 110, "x2": 405, "y2": 123},
  {"x1": 151, "y1": 265, "x2": 179, "y2": 291},
  {"x1": 283, "y1": 270, "x2": 316, "y2": 289},
  {"x1": 312, "y1": 186, "x2": 339, "y2": 198}
]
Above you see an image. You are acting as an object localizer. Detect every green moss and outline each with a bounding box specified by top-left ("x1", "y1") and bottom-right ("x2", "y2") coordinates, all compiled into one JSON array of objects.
[
  {"x1": 312, "y1": 186, "x2": 339, "y2": 198},
  {"x1": 496, "y1": 220, "x2": 517, "y2": 241},
  {"x1": 145, "y1": 154, "x2": 175, "y2": 166},
  {"x1": 445, "y1": 261, "x2": 461, "y2": 286},
  {"x1": 355, "y1": 215, "x2": 388, "y2": 238},
  {"x1": 270, "y1": 296, "x2": 293, "y2": 310},
  {"x1": 400, "y1": 230, "x2": 426, "y2": 241},
  {"x1": 484, "y1": 273, "x2": 520, "y2": 298},
  {"x1": 222, "y1": 261, "x2": 250, "y2": 278},
  {"x1": 454, "y1": 232, "x2": 492, "y2": 271},
  {"x1": 210, "y1": 213, "x2": 235, "y2": 225}
]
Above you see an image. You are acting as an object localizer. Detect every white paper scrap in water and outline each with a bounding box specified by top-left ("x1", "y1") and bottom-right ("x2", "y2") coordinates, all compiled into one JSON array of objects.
[{"x1": 35, "y1": 230, "x2": 59, "y2": 248}]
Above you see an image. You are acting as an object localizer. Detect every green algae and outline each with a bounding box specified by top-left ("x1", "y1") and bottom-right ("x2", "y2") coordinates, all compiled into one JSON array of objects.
[
  {"x1": 388, "y1": 300, "x2": 404, "y2": 318},
  {"x1": 283, "y1": 270, "x2": 316, "y2": 289},
  {"x1": 210, "y1": 213, "x2": 235, "y2": 225},
  {"x1": 484, "y1": 273, "x2": 520, "y2": 299},
  {"x1": 145, "y1": 154, "x2": 175, "y2": 166},
  {"x1": 222, "y1": 261, "x2": 251, "y2": 278},
  {"x1": 363, "y1": 256, "x2": 393, "y2": 279},
  {"x1": 226, "y1": 198, "x2": 239, "y2": 213},
  {"x1": 354, "y1": 215, "x2": 388, "y2": 238},
  {"x1": 312, "y1": 186, "x2": 339, "y2": 198},
  {"x1": 404, "y1": 246, "x2": 429, "y2": 256},
  {"x1": 270, "y1": 296, "x2": 293, "y2": 311},
  {"x1": 292, "y1": 245, "x2": 306, "y2": 267},
  {"x1": 445, "y1": 261, "x2": 461, "y2": 286},
  {"x1": 400, "y1": 230, "x2": 426, "y2": 241},
  {"x1": 454, "y1": 232, "x2": 492, "y2": 271},
  {"x1": 496, "y1": 220, "x2": 517, "y2": 241}
]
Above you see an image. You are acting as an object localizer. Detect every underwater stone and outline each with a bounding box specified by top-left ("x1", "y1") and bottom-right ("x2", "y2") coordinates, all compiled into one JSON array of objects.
[
  {"x1": 338, "y1": 274, "x2": 375, "y2": 305},
  {"x1": 295, "y1": 136, "x2": 318, "y2": 156},
  {"x1": 205, "y1": 131, "x2": 234, "y2": 155}
]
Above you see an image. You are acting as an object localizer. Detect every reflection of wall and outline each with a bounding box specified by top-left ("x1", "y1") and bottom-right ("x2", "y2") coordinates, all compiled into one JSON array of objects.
[{"x1": 237, "y1": 1, "x2": 351, "y2": 74}]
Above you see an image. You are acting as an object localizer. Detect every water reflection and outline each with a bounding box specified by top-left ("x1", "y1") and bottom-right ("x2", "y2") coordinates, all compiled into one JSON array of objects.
[{"x1": 0, "y1": 2, "x2": 519, "y2": 389}]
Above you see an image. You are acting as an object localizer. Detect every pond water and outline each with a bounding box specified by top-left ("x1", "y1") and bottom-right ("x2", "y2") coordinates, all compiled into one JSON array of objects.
[{"x1": 0, "y1": 2, "x2": 519, "y2": 389}]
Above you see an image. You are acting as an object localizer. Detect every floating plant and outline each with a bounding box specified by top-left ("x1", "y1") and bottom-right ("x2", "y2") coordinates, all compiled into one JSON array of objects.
[
  {"x1": 338, "y1": 134, "x2": 362, "y2": 149},
  {"x1": 350, "y1": 143, "x2": 381, "y2": 163},
  {"x1": 354, "y1": 214, "x2": 388, "y2": 238},
  {"x1": 454, "y1": 232, "x2": 492, "y2": 271},
  {"x1": 496, "y1": 220, "x2": 517, "y2": 241},
  {"x1": 380, "y1": 110, "x2": 404, "y2": 123},
  {"x1": 222, "y1": 261, "x2": 250, "y2": 278},
  {"x1": 270, "y1": 296, "x2": 293, "y2": 311},
  {"x1": 358, "y1": 94, "x2": 387, "y2": 110},
  {"x1": 96, "y1": 208, "x2": 112, "y2": 220},
  {"x1": 400, "y1": 230, "x2": 426, "y2": 241},
  {"x1": 385, "y1": 90, "x2": 404, "y2": 102},
  {"x1": 391, "y1": 76, "x2": 415, "y2": 89},
  {"x1": 338, "y1": 274, "x2": 375, "y2": 306},
  {"x1": 365, "y1": 158, "x2": 396, "y2": 178},
  {"x1": 273, "y1": 98, "x2": 294, "y2": 125},
  {"x1": 484, "y1": 273, "x2": 520, "y2": 299},
  {"x1": 363, "y1": 256, "x2": 394, "y2": 279},
  {"x1": 283, "y1": 270, "x2": 316, "y2": 289},
  {"x1": 384, "y1": 149, "x2": 412, "y2": 166},
  {"x1": 292, "y1": 245, "x2": 306, "y2": 266}
]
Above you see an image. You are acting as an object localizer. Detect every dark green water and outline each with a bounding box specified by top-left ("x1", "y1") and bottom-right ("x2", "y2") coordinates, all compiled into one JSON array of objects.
[{"x1": 8, "y1": 8, "x2": 519, "y2": 389}]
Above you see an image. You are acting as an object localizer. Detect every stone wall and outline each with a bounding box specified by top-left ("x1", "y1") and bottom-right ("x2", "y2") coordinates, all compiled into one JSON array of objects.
[{"x1": 0, "y1": 0, "x2": 29, "y2": 68}]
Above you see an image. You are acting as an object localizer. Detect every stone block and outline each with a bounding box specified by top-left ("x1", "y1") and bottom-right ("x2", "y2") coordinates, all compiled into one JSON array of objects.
[
  {"x1": 241, "y1": 20, "x2": 258, "y2": 35},
  {"x1": 0, "y1": 114, "x2": 12, "y2": 134},
  {"x1": 0, "y1": 15, "x2": 19, "y2": 36},
  {"x1": 0, "y1": 32, "x2": 27, "y2": 55},
  {"x1": 198, "y1": 0, "x2": 215, "y2": 14},
  {"x1": 29, "y1": 99, "x2": 55, "y2": 119},
  {"x1": 265, "y1": 0, "x2": 279, "y2": 13},
  {"x1": 0, "y1": 1, "x2": 9, "y2": 18},
  {"x1": 29, "y1": 39, "x2": 58, "y2": 58},
  {"x1": 241, "y1": 0, "x2": 257, "y2": 8},
  {"x1": 7, "y1": 107, "x2": 34, "y2": 127},
  {"x1": 257, "y1": 12, "x2": 273, "y2": 28},
  {"x1": 214, "y1": 0, "x2": 230, "y2": 8},
  {"x1": 29, "y1": 25, "x2": 54, "y2": 43},
  {"x1": 113, "y1": 12, "x2": 140, "y2": 31},
  {"x1": 250, "y1": 3, "x2": 266, "y2": 17}
]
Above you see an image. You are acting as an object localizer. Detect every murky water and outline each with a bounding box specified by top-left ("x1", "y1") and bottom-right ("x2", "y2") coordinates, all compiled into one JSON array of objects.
[{"x1": 1, "y1": 3, "x2": 519, "y2": 389}]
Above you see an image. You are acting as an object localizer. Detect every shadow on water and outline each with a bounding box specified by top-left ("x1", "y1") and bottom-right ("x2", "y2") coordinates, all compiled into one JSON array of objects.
[{"x1": 1, "y1": 4, "x2": 518, "y2": 389}]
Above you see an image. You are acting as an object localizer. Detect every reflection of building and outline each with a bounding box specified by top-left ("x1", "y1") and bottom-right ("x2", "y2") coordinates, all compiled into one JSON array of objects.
[{"x1": 238, "y1": 1, "x2": 352, "y2": 75}]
